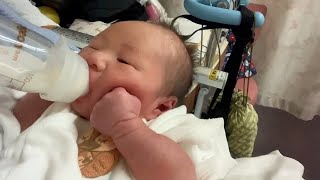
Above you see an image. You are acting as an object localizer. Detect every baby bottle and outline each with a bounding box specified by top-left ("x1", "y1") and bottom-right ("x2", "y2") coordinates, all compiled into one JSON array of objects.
[{"x1": 0, "y1": 15, "x2": 89, "y2": 102}]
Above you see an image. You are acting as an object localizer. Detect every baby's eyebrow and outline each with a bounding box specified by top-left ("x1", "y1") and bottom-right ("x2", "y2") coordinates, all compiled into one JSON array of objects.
[{"x1": 121, "y1": 43, "x2": 138, "y2": 53}]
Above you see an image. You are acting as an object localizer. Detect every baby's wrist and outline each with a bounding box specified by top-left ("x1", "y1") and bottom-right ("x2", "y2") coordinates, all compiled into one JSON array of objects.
[{"x1": 110, "y1": 117, "x2": 146, "y2": 141}]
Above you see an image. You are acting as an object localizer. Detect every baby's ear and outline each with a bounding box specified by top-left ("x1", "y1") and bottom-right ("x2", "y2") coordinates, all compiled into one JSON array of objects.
[{"x1": 146, "y1": 96, "x2": 178, "y2": 120}]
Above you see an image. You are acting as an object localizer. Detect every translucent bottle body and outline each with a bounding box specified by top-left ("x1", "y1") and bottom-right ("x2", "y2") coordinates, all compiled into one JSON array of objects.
[{"x1": 0, "y1": 16, "x2": 89, "y2": 102}]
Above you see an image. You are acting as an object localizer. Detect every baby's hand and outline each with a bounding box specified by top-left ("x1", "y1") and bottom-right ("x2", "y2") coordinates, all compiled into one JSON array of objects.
[{"x1": 90, "y1": 87, "x2": 142, "y2": 139}]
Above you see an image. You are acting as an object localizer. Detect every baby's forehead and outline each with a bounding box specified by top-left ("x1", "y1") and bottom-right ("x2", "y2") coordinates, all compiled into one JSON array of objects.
[{"x1": 95, "y1": 21, "x2": 185, "y2": 63}]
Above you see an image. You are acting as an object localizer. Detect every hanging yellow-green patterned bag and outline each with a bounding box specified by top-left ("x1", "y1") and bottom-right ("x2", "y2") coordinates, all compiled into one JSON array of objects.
[{"x1": 226, "y1": 91, "x2": 258, "y2": 158}]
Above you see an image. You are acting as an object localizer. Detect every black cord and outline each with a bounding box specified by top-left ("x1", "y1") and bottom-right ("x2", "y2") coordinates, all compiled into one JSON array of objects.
[{"x1": 244, "y1": 12, "x2": 256, "y2": 106}]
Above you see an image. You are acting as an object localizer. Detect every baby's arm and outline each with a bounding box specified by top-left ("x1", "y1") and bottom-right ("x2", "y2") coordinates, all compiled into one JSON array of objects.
[
  {"x1": 90, "y1": 88, "x2": 196, "y2": 180},
  {"x1": 13, "y1": 93, "x2": 53, "y2": 131},
  {"x1": 113, "y1": 121, "x2": 196, "y2": 180}
]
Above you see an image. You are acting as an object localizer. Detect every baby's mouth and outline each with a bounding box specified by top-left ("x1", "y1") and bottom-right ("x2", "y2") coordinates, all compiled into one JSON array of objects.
[{"x1": 75, "y1": 90, "x2": 91, "y2": 102}]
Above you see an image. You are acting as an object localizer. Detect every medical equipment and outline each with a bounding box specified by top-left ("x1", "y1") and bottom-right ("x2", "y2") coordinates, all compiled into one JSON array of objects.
[
  {"x1": 193, "y1": 67, "x2": 228, "y2": 89},
  {"x1": 178, "y1": 0, "x2": 263, "y2": 157},
  {"x1": 184, "y1": 0, "x2": 264, "y2": 27},
  {"x1": 0, "y1": 16, "x2": 89, "y2": 102},
  {"x1": 176, "y1": 0, "x2": 265, "y2": 118}
]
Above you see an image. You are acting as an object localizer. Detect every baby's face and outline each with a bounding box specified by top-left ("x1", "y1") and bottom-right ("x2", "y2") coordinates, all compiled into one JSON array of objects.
[{"x1": 71, "y1": 21, "x2": 175, "y2": 120}]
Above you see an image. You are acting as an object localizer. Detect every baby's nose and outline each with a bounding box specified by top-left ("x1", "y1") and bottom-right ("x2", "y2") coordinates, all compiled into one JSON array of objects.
[
  {"x1": 89, "y1": 60, "x2": 105, "y2": 72},
  {"x1": 87, "y1": 53, "x2": 107, "y2": 72}
]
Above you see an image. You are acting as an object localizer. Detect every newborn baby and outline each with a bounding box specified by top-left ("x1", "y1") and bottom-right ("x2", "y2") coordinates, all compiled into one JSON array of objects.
[{"x1": 13, "y1": 21, "x2": 196, "y2": 180}]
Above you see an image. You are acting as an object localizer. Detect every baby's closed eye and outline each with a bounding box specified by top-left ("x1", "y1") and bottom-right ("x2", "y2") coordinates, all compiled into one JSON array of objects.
[
  {"x1": 117, "y1": 58, "x2": 129, "y2": 65},
  {"x1": 117, "y1": 58, "x2": 139, "y2": 71}
]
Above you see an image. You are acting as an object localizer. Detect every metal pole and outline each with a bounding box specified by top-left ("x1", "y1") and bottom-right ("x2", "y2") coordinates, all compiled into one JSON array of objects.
[{"x1": 205, "y1": 29, "x2": 221, "y2": 68}]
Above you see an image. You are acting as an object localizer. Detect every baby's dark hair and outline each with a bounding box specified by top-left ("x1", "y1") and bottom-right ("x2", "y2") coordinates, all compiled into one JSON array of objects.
[{"x1": 152, "y1": 21, "x2": 196, "y2": 105}]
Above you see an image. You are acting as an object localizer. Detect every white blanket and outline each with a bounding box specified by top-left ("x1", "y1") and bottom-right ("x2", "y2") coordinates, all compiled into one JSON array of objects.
[{"x1": 0, "y1": 102, "x2": 304, "y2": 180}]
